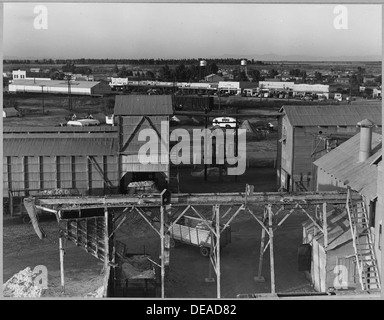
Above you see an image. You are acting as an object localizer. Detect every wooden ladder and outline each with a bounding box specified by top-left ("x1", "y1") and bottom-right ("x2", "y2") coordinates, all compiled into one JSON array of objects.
[{"x1": 346, "y1": 188, "x2": 381, "y2": 291}]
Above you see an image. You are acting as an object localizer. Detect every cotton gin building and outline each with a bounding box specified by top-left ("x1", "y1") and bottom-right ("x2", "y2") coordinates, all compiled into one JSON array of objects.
[
  {"x1": 3, "y1": 126, "x2": 120, "y2": 216},
  {"x1": 277, "y1": 104, "x2": 382, "y2": 192}
]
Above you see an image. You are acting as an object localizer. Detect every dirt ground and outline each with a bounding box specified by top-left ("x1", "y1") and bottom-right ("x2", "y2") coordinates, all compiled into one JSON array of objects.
[
  {"x1": 2, "y1": 215, "x2": 105, "y2": 297},
  {"x1": 3, "y1": 94, "x2": 311, "y2": 298},
  {"x1": 116, "y1": 212, "x2": 315, "y2": 298},
  {"x1": 3, "y1": 166, "x2": 315, "y2": 298}
]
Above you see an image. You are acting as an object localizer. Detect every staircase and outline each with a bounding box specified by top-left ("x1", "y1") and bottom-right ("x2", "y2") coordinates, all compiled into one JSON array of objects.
[{"x1": 346, "y1": 188, "x2": 381, "y2": 291}]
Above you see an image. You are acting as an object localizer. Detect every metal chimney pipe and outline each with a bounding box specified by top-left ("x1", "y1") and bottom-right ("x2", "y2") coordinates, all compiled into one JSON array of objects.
[{"x1": 357, "y1": 119, "x2": 374, "y2": 162}]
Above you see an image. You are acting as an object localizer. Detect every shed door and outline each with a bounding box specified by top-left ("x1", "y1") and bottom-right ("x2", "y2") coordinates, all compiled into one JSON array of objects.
[{"x1": 336, "y1": 256, "x2": 357, "y2": 289}]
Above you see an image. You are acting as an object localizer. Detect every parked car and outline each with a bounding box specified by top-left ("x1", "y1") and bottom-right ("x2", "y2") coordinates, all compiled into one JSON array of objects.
[
  {"x1": 334, "y1": 93, "x2": 342, "y2": 102},
  {"x1": 212, "y1": 117, "x2": 237, "y2": 128},
  {"x1": 302, "y1": 95, "x2": 313, "y2": 101},
  {"x1": 67, "y1": 118, "x2": 100, "y2": 127}
]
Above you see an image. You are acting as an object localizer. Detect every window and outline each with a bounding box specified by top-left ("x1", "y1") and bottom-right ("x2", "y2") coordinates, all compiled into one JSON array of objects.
[
  {"x1": 369, "y1": 199, "x2": 377, "y2": 228},
  {"x1": 379, "y1": 224, "x2": 382, "y2": 251}
]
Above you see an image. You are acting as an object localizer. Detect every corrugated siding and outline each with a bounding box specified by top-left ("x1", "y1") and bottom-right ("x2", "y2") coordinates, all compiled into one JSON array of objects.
[
  {"x1": 114, "y1": 95, "x2": 173, "y2": 115},
  {"x1": 3, "y1": 155, "x2": 119, "y2": 197},
  {"x1": 3, "y1": 137, "x2": 118, "y2": 156},
  {"x1": 280, "y1": 105, "x2": 382, "y2": 126}
]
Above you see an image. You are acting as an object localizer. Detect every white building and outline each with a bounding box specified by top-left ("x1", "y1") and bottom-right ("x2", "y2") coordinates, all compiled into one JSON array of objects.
[
  {"x1": 218, "y1": 81, "x2": 241, "y2": 95},
  {"x1": 9, "y1": 79, "x2": 104, "y2": 95},
  {"x1": 373, "y1": 88, "x2": 382, "y2": 98},
  {"x1": 12, "y1": 69, "x2": 51, "y2": 82},
  {"x1": 12, "y1": 70, "x2": 27, "y2": 80},
  {"x1": 258, "y1": 81, "x2": 295, "y2": 90},
  {"x1": 109, "y1": 77, "x2": 129, "y2": 89},
  {"x1": 292, "y1": 84, "x2": 330, "y2": 98}
]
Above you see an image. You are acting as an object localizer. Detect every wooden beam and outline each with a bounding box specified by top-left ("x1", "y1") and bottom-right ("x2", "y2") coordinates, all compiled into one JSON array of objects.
[
  {"x1": 134, "y1": 207, "x2": 161, "y2": 237},
  {"x1": 59, "y1": 210, "x2": 65, "y2": 292},
  {"x1": 166, "y1": 205, "x2": 191, "y2": 233},
  {"x1": 255, "y1": 207, "x2": 268, "y2": 282},
  {"x1": 221, "y1": 205, "x2": 244, "y2": 233},
  {"x1": 268, "y1": 205, "x2": 276, "y2": 294},
  {"x1": 247, "y1": 208, "x2": 270, "y2": 234},
  {"x1": 299, "y1": 204, "x2": 324, "y2": 234},
  {"x1": 190, "y1": 206, "x2": 217, "y2": 237},
  {"x1": 160, "y1": 201, "x2": 165, "y2": 298},
  {"x1": 104, "y1": 207, "x2": 109, "y2": 273},
  {"x1": 174, "y1": 111, "x2": 282, "y2": 118},
  {"x1": 34, "y1": 191, "x2": 361, "y2": 211},
  {"x1": 323, "y1": 203, "x2": 328, "y2": 248},
  {"x1": 215, "y1": 205, "x2": 221, "y2": 299}
]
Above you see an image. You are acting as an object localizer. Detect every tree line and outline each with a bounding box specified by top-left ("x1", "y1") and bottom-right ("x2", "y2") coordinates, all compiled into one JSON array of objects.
[{"x1": 4, "y1": 58, "x2": 266, "y2": 66}]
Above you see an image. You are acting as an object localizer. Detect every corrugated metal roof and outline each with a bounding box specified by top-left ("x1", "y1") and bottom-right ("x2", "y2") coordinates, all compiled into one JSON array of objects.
[
  {"x1": 314, "y1": 132, "x2": 382, "y2": 200},
  {"x1": 280, "y1": 104, "x2": 382, "y2": 126},
  {"x1": 4, "y1": 136, "x2": 118, "y2": 156},
  {"x1": 10, "y1": 79, "x2": 101, "y2": 89},
  {"x1": 114, "y1": 95, "x2": 173, "y2": 116},
  {"x1": 3, "y1": 126, "x2": 118, "y2": 133}
]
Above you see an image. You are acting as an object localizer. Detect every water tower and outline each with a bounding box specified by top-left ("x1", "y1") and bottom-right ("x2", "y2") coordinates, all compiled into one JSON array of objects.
[
  {"x1": 240, "y1": 59, "x2": 248, "y2": 77},
  {"x1": 199, "y1": 60, "x2": 207, "y2": 81}
]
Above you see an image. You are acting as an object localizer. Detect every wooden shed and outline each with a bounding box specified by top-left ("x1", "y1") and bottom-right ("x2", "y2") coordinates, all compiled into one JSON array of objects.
[
  {"x1": 302, "y1": 207, "x2": 358, "y2": 292},
  {"x1": 114, "y1": 95, "x2": 173, "y2": 192}
]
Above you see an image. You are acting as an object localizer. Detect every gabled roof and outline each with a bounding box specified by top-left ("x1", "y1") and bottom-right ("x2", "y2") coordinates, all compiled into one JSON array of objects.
[
  {"x1": 114, "y1": 95, "x2": 173, "y2": 116},
  {"x1": 314, "y1": 132, "x2": 382, "y2": 201},
  {"x1": 279, "y1": 105, "x2": 382, "y2": 126}
]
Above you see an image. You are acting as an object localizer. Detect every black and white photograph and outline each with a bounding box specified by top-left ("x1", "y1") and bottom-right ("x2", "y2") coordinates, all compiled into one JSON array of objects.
[{"x1": 1, "y1": 2, "x2": 383, "y2": 303}]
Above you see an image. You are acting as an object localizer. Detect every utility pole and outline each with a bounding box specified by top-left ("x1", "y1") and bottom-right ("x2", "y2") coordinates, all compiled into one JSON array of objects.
[
  {"x1": 40, "y1": 85, "x2": 45, "y2": 114},
  {"x1": 66, "y1": 76, "x2": 72, "y2": 111}
]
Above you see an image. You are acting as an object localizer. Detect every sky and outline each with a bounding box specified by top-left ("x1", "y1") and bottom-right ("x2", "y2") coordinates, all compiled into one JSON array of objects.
[{"x1": 3, "y1": 3, "x2": 382, "y2": 60}]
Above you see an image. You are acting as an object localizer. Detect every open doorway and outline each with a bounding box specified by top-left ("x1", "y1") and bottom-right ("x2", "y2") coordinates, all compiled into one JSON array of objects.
[{"x1": 119, "y1": 172, "x2": 167, "y2": 194}]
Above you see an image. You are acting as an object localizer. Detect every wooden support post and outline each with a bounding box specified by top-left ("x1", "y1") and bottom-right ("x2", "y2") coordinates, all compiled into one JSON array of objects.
[
  {"x1": 58, "y1": 211, "x2": 65, "y2": 292},
  {"x1": 234, "y1": 116, "x2": 238, "y2": 182},
  {"x1": 268, "y1": 205, "x2": 276, "y2": 294},
  {"x1": 255, "y1": 207, "x2": 267, "y2": 283},
  {"x1": 160, "y1": 203, "x2": 165, "y2": 298},
  {"x1": 204, "y1": 109, "x2": 208, "y2": 182},
  {"x1": 104, "y1": 207, "x2": 109, "y2": 269},
  {"x1": 323, "y1": 202, "x2": 328, "y2": 248},
  {"x1": 215, "y1": 205, "x2": 221, "y2": 299},
  {"x1": 205, "y1": 205, "x2": 216, "y2": 284}
]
